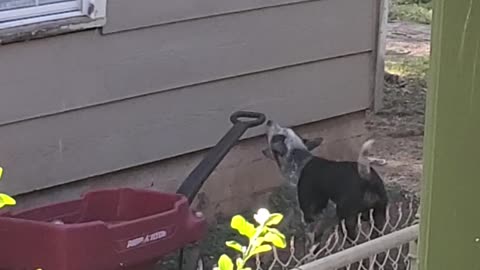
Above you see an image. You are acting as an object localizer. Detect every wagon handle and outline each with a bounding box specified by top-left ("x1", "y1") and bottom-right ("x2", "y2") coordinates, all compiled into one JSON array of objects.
[
  {"x1": 230, "y1": 111, "x2": 266, "y2": 127},
  {"x1": 176, "y1": 110, "x2": 266, "y2": 204}
]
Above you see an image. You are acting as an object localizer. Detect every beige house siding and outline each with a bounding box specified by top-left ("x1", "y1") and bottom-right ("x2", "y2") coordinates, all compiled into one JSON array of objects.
[{"x1": 0, "y1": 0, "x2": 383, "y2": 196}]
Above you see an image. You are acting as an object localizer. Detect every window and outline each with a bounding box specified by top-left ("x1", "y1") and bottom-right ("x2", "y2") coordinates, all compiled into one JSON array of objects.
[{"x1": 0, "y1": 0, "x2": 106, "y2": 29}]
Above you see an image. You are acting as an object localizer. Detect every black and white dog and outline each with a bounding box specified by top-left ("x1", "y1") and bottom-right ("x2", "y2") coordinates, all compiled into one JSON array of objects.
[{"x1": 262, "y1": 120, "x2": 388, "y2": 243}]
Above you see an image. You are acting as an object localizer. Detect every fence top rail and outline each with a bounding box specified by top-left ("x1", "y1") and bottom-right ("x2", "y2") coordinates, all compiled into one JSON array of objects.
[{"x1": 295, "y1": 224, "x2": 419, "y2": 270}]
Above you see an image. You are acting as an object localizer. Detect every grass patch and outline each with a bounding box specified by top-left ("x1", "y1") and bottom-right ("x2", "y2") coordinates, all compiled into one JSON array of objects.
[
  {"x1": 389, "y1": 0, "x2": 433, "y2": 24},
  {"x1": 386, "y1": 56, "x2": 430, "y2": 80}
]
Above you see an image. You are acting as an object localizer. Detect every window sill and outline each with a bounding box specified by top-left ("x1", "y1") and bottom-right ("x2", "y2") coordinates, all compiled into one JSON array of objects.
[{"x1": 0, "y1": 15, "x2": 105, "y2": 45}]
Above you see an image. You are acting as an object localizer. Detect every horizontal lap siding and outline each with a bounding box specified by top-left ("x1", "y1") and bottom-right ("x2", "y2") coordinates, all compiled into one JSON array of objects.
[
  {"x1": 102, "y1": 0, "x2": 311, "y2": 33},
  {"x1": 0, "y1": 0, "x2": 378, "y2": 194},
  {"x1": 0, "y1": 53, "x2": 372, "y2": 194},
  {"x1": 0, "y1": 0, "x2": 374, "y2": 125}
]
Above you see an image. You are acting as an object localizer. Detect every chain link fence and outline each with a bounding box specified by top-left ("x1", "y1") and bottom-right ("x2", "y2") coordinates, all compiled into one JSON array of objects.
[{"x1": 252, "y1": 199, "x2": 419, "y2": 270}]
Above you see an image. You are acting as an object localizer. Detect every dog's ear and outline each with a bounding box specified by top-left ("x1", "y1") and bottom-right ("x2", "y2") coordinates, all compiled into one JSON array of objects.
[
  {"x1": 303, "y1": 137, "x2": 324, "y2": 151},
  {"x1": 262, "y1": 148, "x2": 274, "y2": 159}
]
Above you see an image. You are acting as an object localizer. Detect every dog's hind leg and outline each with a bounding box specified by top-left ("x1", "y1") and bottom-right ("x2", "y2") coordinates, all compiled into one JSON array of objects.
[
  {"x1": 344, "y1": 216, "x2": 358, "y2": 244},
  {"x1": 336, "y1": 204, "x2": 360, "y2": 244},
  {"x1": 371, "y1": 205, "x2": 387, "y2": 239}
]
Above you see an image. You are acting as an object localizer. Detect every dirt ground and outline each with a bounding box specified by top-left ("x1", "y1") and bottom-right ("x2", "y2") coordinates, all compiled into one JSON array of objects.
[
  {"x1": 367, "y1": 21, "x2": 431, "y2": 196},
  {"x1": 386, "y1": 21, "x2": 431, "y2": 57}
]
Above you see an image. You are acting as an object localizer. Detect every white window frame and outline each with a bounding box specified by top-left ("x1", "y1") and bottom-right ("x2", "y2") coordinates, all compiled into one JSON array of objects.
[{"x1": 0, "y1": 0, "x2": 106, "y2": 30}]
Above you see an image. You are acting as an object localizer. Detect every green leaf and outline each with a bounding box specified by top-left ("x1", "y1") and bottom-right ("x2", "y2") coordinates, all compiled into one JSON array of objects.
[
  {"x1": 265, "y1": 213, "x2": 283, "y2": 226},
  {"x1": 264, "y1": 231, "x2": 286, "y2": 249},
  {"x1": 218, "y1": 254, "x2": 234, "y2": 270},
  {"x1": 267, "y1": 228, "x2": 286, "y2": 239},
  {"x1": 253, "y1": 236, "x2": 266, "y2": 247},
  {"x1": 235, "y1": 257, "x2": 244, "y2": 270},
  {"x1": 0, "y1": 193, "x2": 15, "y2": 208},
  {"x1": 226, "y1": 241, "x2": 244, "y2": 253},
  {"x1": 250, "y1": 244, "x2": 272, "y2": 256},
  {"x1": 231, "y1": 215, "x2": 256, "y2": 238}
]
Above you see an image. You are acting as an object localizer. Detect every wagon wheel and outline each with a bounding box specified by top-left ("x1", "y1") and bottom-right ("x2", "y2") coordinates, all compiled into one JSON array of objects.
[{"x1": 179, "y1": 245, "x2": 204, "y2": 270}]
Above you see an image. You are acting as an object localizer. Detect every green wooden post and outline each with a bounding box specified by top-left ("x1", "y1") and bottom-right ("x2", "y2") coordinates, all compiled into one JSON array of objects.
[{"x1": 419, "y1": 0, "x2": 480, "y2": 269}]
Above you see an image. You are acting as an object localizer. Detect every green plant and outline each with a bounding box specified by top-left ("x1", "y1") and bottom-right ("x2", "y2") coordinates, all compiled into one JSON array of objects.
[
  {"x1": 215, "y1": 208, "x2": 287, "y2": 270},
  {"x1": 386, "y1": 56, "x2": 430, "y2": 80},
  {"x1": 389, "y1": 0, "x2": 433, "y2": 24},
  {"x1": 0, "y1": 167, "x2": 16, "y2": 209}
]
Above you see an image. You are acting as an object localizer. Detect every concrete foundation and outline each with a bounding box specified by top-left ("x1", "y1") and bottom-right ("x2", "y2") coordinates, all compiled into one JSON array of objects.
[{"x1": 13, "y1": 111, "x2": 367, "y2": 219}]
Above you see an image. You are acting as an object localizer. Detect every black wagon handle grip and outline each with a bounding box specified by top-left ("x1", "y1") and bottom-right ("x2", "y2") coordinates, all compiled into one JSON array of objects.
[
  {"x1": 230, "y1": 111, "x2": 266, "y2": 128},
  {"x1": 177, "y1": 110, "x2": 266, "y2": 203}
]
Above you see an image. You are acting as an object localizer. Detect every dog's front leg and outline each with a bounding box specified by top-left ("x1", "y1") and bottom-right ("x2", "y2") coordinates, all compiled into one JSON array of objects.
[
  {"x1": 295, "y1": 202, "x2": 314, "y2": 253},
  {"x1": 305, "y1": 224, "x2": 317, "y2": 253},
  {"x1": 299, "y1": 207, "x2": 317, "y2": 251},
  {"x1": 297, "y1": 185, "x2": 326, "y2": 251}
]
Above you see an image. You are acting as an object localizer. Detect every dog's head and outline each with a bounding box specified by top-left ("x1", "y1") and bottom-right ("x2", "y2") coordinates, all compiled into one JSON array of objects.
[{"x1": 262, "y1": 120, "x2": 323, "y2": 185}]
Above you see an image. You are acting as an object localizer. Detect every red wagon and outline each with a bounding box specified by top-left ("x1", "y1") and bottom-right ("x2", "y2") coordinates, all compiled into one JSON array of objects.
[{"x1": 0, "y1": 111, "x2": 266, "y2": 270}]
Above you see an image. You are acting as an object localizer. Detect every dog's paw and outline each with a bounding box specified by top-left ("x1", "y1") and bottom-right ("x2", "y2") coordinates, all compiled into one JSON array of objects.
[
  {"x1": 305, "y1": 231, "x2": 316, "y2": 248},
  {"x1": 306, "y1": 232, "x2": 315, "y2": 241},
  {"x1": 300, "y1": 212, "x2": 306, "y2": 225}
]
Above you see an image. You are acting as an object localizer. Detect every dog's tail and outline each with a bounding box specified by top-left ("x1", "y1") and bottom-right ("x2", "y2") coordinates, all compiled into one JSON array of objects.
[{"x1": 357, "y1": 139, "x2": 375, "y2": 179}]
